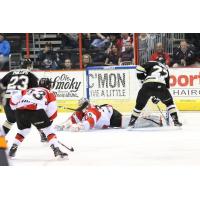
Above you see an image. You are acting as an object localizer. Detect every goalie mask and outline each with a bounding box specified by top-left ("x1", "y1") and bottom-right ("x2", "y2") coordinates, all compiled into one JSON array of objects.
[{"x1": 76, "y1": 97, "x2": 90, "y2": 111}]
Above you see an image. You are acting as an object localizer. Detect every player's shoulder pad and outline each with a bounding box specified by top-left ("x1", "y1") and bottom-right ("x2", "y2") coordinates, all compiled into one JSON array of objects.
[
  {"x1": 136, "y1": 65, "x2": 146, "y2": 73},
  {"x1": 47, "y1": 90, "x2": 56, "y2": 102}
]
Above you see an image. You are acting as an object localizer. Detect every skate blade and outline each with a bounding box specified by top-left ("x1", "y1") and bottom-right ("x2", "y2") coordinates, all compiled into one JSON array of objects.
[{"x1": 55, "y1": 155, "x2": 69, "y2": 161}]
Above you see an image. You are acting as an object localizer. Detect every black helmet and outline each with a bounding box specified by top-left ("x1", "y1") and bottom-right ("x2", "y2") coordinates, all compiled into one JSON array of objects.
[
  {"x1": 39, "y1": 78, "x2": 52, "y2": 90},
  {"x1": 21, "y1": 58, "x2": 33, "y2": 70}
]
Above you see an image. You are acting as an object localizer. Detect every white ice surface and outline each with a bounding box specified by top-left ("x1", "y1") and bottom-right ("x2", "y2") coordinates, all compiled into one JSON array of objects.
[{"x1": 3, "y1": 112, "x2": 200, "y2": 166}]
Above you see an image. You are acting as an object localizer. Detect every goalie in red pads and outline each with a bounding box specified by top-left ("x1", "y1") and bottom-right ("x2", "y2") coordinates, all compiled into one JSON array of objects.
[{"x1": 55, "y1": 98, "x2": 122, "y2": 132}]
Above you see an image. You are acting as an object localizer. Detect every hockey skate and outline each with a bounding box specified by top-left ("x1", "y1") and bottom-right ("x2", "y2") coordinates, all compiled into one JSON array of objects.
[
  {"x1": 39, "y1": 130, "x2": 47, "y2": 142},
  {"x1": 173, "y1": 119, "x2": 182, "y2": 127},
  {"x1": 50, "y1": 144, "x2": 68, "y2": 158},
  {"x1": 128, "y1": 115, "x2": 137, "y2": 129},
  {"x1": 171, "y1": 113, "x2": 182, "y2": 127},
  {"x1": 9, "y1": 144, "x2": 18, "y2": 157}
]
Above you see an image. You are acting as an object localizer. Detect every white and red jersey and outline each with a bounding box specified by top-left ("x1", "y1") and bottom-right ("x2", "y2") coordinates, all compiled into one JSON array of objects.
[
  {"x1": 70, "y1": 104, "x2": 114, "y2": 131},
  {"x1": 10, "y1": 87, "x2": 57, "y2": 121}
]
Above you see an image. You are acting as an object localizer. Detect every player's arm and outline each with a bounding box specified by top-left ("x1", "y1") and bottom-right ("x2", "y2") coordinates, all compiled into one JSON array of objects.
[
  {"x1": 54, "y1": 110, "x2": 84, "y2": 131},
  {"x1": 70, "y1": 111, "x2": 97, "y2": 132},
  {"x1": 1, "y1": 71, "x2": 12, "y2": 88},
  {"x1": 9, "y1": 90, "x2": 24, "y2": 110},
  {"x1": 28, "y1": 72, "x2": 39, "y2": 88},
  {"x1": 136, "y1": 65, "x2": 147, "y2": 80},
  {"x1": 165, "y1": 70, "x2": 170, "y2": 89},
  {"x1": 46, "y1": 92, "x2": 57, "y2": 121}
]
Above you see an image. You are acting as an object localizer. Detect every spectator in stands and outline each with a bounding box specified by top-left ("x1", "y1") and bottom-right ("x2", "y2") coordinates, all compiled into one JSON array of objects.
[
  {"x1": 82, "y1": 33, "x2": 92, "y2": 49},
  {"x1": 106, "y1": 33, "x2": 120, "y2": 54},
  {"x1": 37, "y1": 42, "x2": 59, "y2": 69},
  {"x1": 90, "y1": 33, "x2": 110, "y2": 49},
  {"x1": 116, "y1": 33, "x2": 133, "y2": 53},
  {"x1": 185, "y1": 34, "x2": 200, "y2": 61},
  {"x1": 118, "y1": 42, "x2": 134, "y2": 65},
  {"x1": 150, "y1": 42, "x2": 171, "y2": 65},
  {"x1": 60, "y1": 33, "x2": 78, "y2": 49},
  {"x1": 82, "y1": 54, "x2": 93, "y2": 68},
  {"x1": 0, "y1": 34, "x2": 10, "y2": 70},
  {"x1": 138, "y1": 33, "x2": 154, "y2": 50},
  {"x1": 172, "y1": 40, "x2": 196, "y2": 67},
  {"x1": 105, "y1": 45, "x2": 119, "y2": 66},
  {"x1": 138, "y1": 33, "x2": 156, "y2": 63},
  {"x1": 62, "y1": 58, "x2": 72, "y2": 70}
]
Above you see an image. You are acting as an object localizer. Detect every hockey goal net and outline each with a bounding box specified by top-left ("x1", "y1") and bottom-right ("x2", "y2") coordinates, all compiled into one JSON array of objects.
[{"x1": 85, "y1": 65, "x2": 163, "y2": 115}]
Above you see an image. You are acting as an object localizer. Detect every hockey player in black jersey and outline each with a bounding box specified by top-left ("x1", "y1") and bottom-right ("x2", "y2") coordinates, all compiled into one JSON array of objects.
[
  {"x1": 0, "y1": 59, "x2": 47, "y2": 142},
  {"x1": 128, "y1": 61, "x2": 182, "y2": 128}
]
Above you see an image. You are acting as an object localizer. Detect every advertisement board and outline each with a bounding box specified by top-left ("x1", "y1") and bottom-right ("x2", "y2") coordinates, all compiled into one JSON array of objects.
[
  {"x1": 0, "y1": 67, "x2": 200, "y2": 112},
  {"x1": 169, "y1": 68, "x2": 200, "y2": 110}
]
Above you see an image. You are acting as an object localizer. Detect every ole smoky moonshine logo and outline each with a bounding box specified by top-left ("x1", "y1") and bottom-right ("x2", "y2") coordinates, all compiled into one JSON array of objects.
[{"x1": 49, "y1": 74, "x2": 82, "y2": 98}]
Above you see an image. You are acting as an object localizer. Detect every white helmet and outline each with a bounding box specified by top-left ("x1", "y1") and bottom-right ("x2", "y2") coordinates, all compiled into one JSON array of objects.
[
  {"x1": 78, "y1": 97, "x2": 90, "y2": 107},
  {"x1": 77, "y1": 97, "x2": 90, "y2": 111}
]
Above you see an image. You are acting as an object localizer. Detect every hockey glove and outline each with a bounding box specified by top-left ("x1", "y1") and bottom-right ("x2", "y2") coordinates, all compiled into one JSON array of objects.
[
  {"x1": 69, "y1": 123, "x2": 84, "y2": 132},
  {"x1": 151, "y1": 96, "x2": 160, "y2": 104}
]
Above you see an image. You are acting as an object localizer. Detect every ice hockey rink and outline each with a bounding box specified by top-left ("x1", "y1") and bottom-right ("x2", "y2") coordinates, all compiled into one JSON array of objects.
[{"x1": 3, "y1": 112, "x2": 200, "y2": 166}]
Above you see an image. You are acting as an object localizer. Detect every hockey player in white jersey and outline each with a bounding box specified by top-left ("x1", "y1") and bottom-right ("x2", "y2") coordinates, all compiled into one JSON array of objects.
[
  {"x1": 128, "y1": 61, "x2": 182, "y2": 129},
  {"x1": 8, "y1": 78, "x2": 68, "y2": 158},
  {"x1": 56, "y1": 98, "x2": 122, "y2": 132}
]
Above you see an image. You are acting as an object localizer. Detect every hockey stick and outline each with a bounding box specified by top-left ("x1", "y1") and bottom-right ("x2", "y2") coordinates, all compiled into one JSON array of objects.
[
  {"x1": 58, "y1": 141, "x2": 74, "y2": 152},
  {"x1": 156, "y1": 104, "x2": 169, "y2": 125},
  {"x1": 57, "y1": 106, "x2": 76, "y2": 111},
  {"x1": 143, "y1": 117, "x2": 163, "y2": 126}
]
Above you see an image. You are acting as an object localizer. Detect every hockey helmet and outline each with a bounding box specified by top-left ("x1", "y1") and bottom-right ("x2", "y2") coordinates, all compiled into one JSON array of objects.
[
  {"x1": 76, "y1": 97, "x2": 90, "y2": 111},
  {"x1": 157, "y1": 57, "x2": 166, "y2": 64},
  {"x1": 21, "y1": 58, "x2": 33, "y2": 70},
  {"x1": 39, "y1": 78, "x2": 53, "y2": 90}
]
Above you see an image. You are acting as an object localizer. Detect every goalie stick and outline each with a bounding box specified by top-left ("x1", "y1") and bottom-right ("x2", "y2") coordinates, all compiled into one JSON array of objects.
[
  {"x1": 58, "y1": 105, "x2": 76, "y2": 111},
  {"x1": 142, "y1": 117, "x2": 163, "y2": 126}
]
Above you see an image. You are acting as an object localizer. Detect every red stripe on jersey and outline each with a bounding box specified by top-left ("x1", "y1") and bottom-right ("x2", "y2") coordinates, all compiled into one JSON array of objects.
[
  {"x1": 10, "y1": 98, "x2": 17, "y2": 106},
  {"x1": 49, "y1": 111, "x2": 57, "y2": 121},
  {"x1": 21, "y1": 90, "x2": 27, "y2": 96},
  {"x1": 46, "y1": 91, "x2": 56, "y2": 103},
  {"x1": 15, "y1": 133, "x2": 24, "y2": 142},
  {"x1": 87, "y1": 117, "x2": 95, "y2": 128},
  {"x1": 71, "y1": 111, "x2": 84, "y2": 124},
  {"x1": 17, "y1": 104, "x2": 37, "y2": 110},
  {"x1": 47, "y1": 133, "x2": 57, "y2": 141}
]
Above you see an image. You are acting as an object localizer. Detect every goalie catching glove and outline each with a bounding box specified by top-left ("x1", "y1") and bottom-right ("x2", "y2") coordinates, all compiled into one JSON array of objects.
[{"x1": 151, "y1": 96, "x2": 160, "y2": 104}]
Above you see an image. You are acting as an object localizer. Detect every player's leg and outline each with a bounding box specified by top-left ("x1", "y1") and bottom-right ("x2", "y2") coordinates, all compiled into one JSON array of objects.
[
  {"x1": 2, "y1": 98, "x2": 16, "y2": 135},
  {"x1": 38, "y1": 129, "x2": 47, "y2": 142},
  {"x1": 129, "y1": 84, "x2": 152, "y2": 128},
  {"x1": 32, "y1": 109, "x2": 68, "y2": 158},
  {"x1": 110, "y1": 108, "x2": 122, "y2": 128},
  {"x1": 157, "y1": 87, "x2": 182, "y2": 126},
  {"x1": 9, "y1": 110, "x2": 31, "y2": 157}
]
